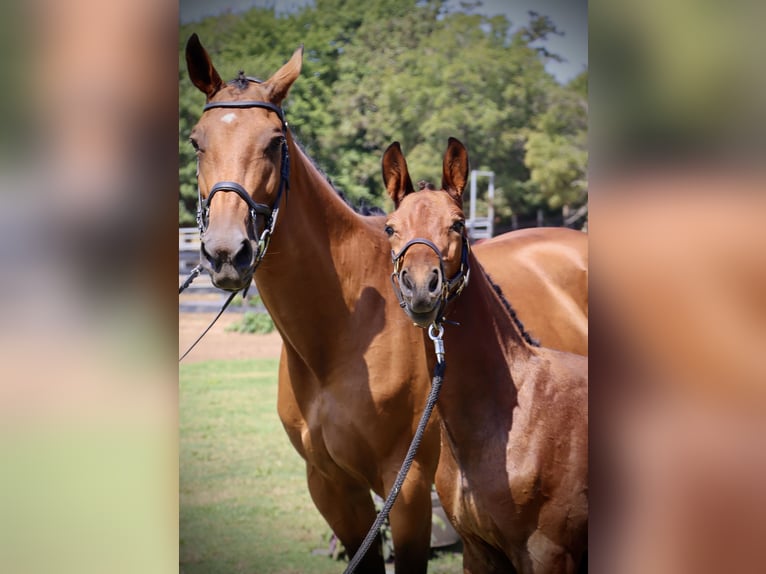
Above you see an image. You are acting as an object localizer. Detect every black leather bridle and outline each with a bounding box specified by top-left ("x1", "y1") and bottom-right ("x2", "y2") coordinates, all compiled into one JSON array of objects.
[
  {"x1": 390, "y1": 235, "x2": 471, "y2": 325},
  {"x1": 180, "y1": 76, "x2": 290, "y2": 363},
  {"x1": 195, "y1": 77, "x2": 290, "y2": 272}
]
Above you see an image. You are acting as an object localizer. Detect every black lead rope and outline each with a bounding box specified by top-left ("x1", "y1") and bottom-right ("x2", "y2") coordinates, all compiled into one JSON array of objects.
[
  {"x1": 179, "y1": 289, "x2": 239, "y2": 362},
  {"x1": 179, "y1": 263, "x2": 234, "y2": 362},
  {"x1": 179, "y1": 264, "x2": 203, "y2": 294},
  {"x1": 343, "y1": 324, "x2": 446, "y2": 574}
]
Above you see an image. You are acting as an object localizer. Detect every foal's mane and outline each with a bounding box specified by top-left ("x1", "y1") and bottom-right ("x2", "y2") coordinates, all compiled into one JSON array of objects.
[
  {"x1": 416, "y1": 179, "x2": 540, "y2": 347},
  {"x1": 485, "y1": 274, "x2": 540, "y2": 347}
]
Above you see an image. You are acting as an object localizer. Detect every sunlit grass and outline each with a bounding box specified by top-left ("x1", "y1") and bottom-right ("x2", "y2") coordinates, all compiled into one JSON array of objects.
[{"x1": 180, "y1": 358, "x2": 462, "y2": 573}]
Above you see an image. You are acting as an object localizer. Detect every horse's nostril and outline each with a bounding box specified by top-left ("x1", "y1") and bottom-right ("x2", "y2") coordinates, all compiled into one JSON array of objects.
[
  {"x1": 428, "y1": 270, "x2": 440, "y2": 293},
  {"x1": 201, "y1": 243, "x2": 221, "y2": 272},
  {"x1": 233, "y1": 240, "x2": 253, "y2": 271},
  {"x1": 401, "y1": 270, "x2": 414, "y2": 292}
]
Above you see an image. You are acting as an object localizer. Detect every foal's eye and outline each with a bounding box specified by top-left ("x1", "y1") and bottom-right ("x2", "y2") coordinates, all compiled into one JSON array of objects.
[
  {"x1": 451, "y1": 220, "x2": 465, "y2": 233},
  {"x1": 189, "y1": 137, "x2": 201, "y2": 152},
  {"x1": 384, "y1": 225, "x2": 394, "y2": 237}
]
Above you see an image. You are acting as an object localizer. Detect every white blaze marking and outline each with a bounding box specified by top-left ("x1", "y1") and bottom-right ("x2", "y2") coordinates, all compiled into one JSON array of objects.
[{"x1": 221, "y1": 112, "x2": 237, "y2": 124}]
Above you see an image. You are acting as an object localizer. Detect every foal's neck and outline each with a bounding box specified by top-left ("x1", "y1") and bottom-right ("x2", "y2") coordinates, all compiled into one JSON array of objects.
[
  {"x1": 430, "y1": 253, "x2": 535, "y2": 441},
  {"x1": 444, "y1": 251, "x2": 534, "y2": 367}
]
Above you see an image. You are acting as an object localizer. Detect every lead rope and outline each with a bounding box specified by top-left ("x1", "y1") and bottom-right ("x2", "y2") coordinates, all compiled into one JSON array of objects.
[
  {"x1": 179, "y1": 289, "x2": 240, "y2": 362},
  {"x1": 179, "y1": 264, "x2": 203, "y2": 294},
  {"x1": 343, "y1": 323, "x2": 446, "y2": 573},
  {"x1": 178, "y1": 264, "x2": 238, "y2": 363}
]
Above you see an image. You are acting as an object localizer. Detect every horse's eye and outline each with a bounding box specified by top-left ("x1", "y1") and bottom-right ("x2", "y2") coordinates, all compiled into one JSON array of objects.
[
  {"x1": 451, "y1": 220, "x2": 465, "y2": 233},
  {"x1": 189, "y1": 137, "x2": 201, "y2": 152},
  {"x1": 268, "y1": 136, "x2": 284, "y2": 153},
  {"x1": 384, "y1": 225, "x2": 394, "y2": 237}
]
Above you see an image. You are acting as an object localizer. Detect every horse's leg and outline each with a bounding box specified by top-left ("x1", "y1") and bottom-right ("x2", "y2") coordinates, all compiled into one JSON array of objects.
[
  {"x1": 462, "y1": 536, "x2": 518, "y2": 574},
  {"x1": 525, "y1": 528, "x2": 573, "y2": 574},
  {"x1": 385, "y1": 460, "x2": 434, "y2": 574},
  {"x1": 306, "y1": 464, "x2": 385, "y2": 574}
]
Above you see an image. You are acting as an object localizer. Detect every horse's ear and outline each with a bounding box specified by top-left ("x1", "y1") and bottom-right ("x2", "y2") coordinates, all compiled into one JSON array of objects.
[
  {"x1": 441, "y1": 137, "x2": 470, "y2": 205},
  {"x1": 382, "y1": 142, "x2": 415, "y2": 207},
  {"x1": 185, "y1": 34, "x2": 224, "y2": 99},
  {"x1": 265, "y1": 45, "x2": 304, "y2": 104}
]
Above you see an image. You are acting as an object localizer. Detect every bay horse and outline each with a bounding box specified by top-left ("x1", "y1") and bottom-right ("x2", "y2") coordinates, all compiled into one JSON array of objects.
[
  {"x1": 185, "y1": 34, "x2": 587, "y2": 573},
  {"x1": 381, "y1": 138, "x2": 588, "y2": 573},
  {"x1": 470, "y1": 228, "x2": 588, "y2": 356}
]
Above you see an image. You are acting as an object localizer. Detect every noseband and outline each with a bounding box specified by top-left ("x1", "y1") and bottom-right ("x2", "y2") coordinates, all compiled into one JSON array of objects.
[
  {"x1": 195, "y1": 77, "x2": 290, "y2": 272},
  {"x1": 390, "y1": 236, "x2": 471, "y2": 325}
]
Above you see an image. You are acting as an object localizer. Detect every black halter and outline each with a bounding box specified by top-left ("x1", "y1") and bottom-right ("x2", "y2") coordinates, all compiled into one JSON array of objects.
[
  {"x1": 390, "y1": 235, "x2": 471, "y2": 325},
  {"x1": 195, "y1": 77, "x2": 290, "y2": 272}
]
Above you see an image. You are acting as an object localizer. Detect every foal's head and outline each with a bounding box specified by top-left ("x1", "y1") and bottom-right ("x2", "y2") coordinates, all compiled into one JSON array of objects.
[
  {"x1": 185, "y1": 34, "x2": 302, "y2": 290},
  {"x1": 382, "y1": 138, "x2": 470, "y2": 328}
]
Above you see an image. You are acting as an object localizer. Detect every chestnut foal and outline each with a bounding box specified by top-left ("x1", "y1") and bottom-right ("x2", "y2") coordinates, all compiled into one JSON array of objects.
[{"x1": 382, "y1": 138, "x2": 588, "y2": 573}]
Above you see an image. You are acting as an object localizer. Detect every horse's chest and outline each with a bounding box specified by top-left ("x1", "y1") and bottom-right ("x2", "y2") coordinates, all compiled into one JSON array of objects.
[
  {"x1": 437, "y1": 448, "x2": 511, "y2": 542},
  {"x1": 296, "y1": 389, "x2": 380, "y2": 477},
  {"x1": 437, "y1": 428, "x2": 542, "y2": 550}
]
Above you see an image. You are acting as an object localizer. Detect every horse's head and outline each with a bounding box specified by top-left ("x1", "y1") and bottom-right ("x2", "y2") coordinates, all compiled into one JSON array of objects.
[
  {"x1": 382, "y1": 138, "x2": 471, "y2": 328},
  {"x1": 185, "y1": 34, "x2": 303, "y2": 291}
]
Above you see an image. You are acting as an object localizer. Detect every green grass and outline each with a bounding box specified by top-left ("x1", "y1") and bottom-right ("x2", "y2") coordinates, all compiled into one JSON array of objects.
[{"x1": 180, "y1": 359, "x2": 462, "y2": 573}]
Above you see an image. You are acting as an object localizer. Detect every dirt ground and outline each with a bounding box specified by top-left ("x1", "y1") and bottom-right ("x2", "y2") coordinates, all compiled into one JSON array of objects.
[{"x1": 179, "y1": 313, "x2": 283, "y2": 363}]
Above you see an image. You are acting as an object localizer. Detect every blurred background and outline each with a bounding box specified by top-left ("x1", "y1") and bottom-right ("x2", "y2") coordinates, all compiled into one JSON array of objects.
[
  {"x1": 0, "y1": 0, "x2": 764, "y2": 572},
  {"x1": 590, "y1": 1, "x2": 766, "y2": 572}
]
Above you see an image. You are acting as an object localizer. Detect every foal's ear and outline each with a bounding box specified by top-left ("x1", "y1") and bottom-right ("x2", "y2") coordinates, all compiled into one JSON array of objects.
[
  {"x1": 186, "y1": 34, "x2": 225, "y2": 99},
  {"x1": 441, "y1": 137, "x2": 470, "y2": 205},
  {"x1": 382, "y1": 142, "x2": 415, "y2": 207},
  {"x1": 264, "y1": 45, "x2": 304, "y2": 104}
]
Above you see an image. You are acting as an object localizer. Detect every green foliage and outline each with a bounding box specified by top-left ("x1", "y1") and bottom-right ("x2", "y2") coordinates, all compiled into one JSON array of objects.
[
  {"x1": 524, "y1": 73, "x2": 588, "y2": 214},
  {"x1": 229, "y1": 293, "x2": 264, "y2": 308},
  {"x1": 179, "y1": 0, "x2": 587, "y2": 228},
  {"x1": 225, "y1": 311, "x2": 275, "y2": 334}
]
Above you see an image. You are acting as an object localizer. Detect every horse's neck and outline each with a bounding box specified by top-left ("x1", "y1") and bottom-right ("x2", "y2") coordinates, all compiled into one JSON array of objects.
[
  {"x1": 434, "y1": 254, "x2": 534, "y2": 446},
  {"x1": 447, "y1": 252, "x2": 533, "y2": 365},
  {"x1": 254, "y1": 133, "x2": 387, "y2": 364}
]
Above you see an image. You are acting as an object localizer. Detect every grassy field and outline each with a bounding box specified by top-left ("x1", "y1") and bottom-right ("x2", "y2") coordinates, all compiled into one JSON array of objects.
[{"x1": 180, "y1": 359, "x2": 462, "y2": 573}]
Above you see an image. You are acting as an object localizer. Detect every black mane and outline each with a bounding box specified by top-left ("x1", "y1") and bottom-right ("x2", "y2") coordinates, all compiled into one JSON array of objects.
[
  {"x1": 232, "y1": 70, "x2": 250, "y2": 90},
  {"x1": 485, "y1": 273, "x2": 541, "y2": 347},
  {"x1": 222, "y1": 72, "x2": 386, "y2": 218},
  {"x1": 290, "y1": 132, "x2": 385, "y2": 217}
]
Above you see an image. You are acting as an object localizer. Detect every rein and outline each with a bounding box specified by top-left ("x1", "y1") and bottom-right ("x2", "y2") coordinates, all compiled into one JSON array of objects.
[
  {"x1": 343, "y1": 324, "x2": 446, "y2": 573},
  {"x1": 390, "y1": 236, "x2": 471, "y2": 324},
  {"x1": 179, "y1": 77, "x2": 290, "y2": 363}
]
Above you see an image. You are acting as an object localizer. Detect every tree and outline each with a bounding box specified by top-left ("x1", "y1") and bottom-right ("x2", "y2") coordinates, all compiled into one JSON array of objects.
[
  {"x1": 523, "y1": 71, "x2": 588, "y2": 224},
  {"x1": 177, "y1": 1, "x2": 588, "y2": 229}
]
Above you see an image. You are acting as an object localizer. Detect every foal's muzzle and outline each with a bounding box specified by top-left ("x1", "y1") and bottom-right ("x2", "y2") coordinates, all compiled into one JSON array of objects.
[{"x1": 391, "y1": 237, "x2": 470, "y2": 327}]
